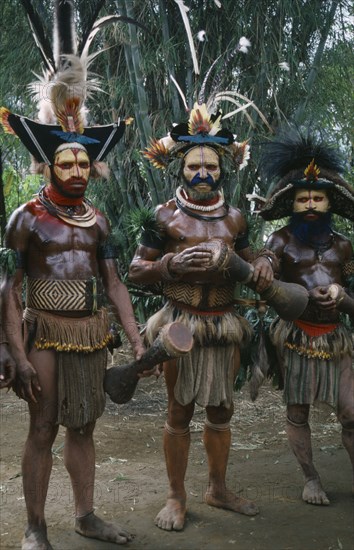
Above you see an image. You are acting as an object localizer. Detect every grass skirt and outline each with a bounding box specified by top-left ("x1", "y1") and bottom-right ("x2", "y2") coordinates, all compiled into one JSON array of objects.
[
  {"x1": 270, "y1": 318, "x2": 353, "y2": 406},
  {"x1": 24, "y1": 308, "x2": 110, "y2": 428},
  {"x1": 145, "y1": 302, "x2": 252, "y2": 408}
]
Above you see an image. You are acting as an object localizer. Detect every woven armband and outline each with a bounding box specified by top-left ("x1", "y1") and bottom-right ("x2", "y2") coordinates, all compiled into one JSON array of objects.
[
  {"x1": 0, "y1": 248, "x2": 24, "y2": 276},
  {"x1": 342, "y1": 259, "x2": 354, "y2": 292},
  {"x1": 159, "y1": 253, "x2": 181, "y2": 282},
  {"x1": 234, "y1": 231, "x2": 250, "y2": 252},
  {"x1": 140, "y1": 230, "x2": 165, "y2": 250}
]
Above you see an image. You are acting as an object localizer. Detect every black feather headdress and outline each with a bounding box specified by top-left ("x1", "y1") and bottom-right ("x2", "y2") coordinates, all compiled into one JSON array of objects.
[
  {"x1": 259, "y1": 125, "x2": 354, "y2": 221},
  {"x1": 1, "y1": 0, "x2": 147, "y2": 169}
]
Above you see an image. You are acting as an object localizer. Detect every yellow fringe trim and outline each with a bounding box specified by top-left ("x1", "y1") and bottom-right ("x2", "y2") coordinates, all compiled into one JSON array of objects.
[
  {"x1": 25, "y1": 307, "x2": 111, "y2": 354},
  {"x1": 35, "y1": 334, "x2": 112, "y2": 353},
  {"x1": 285, "y1": 342, "x2": 332, "y2": 360}
]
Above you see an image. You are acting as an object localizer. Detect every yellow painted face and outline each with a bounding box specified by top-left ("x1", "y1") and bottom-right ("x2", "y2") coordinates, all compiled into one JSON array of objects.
[
  {"x1": 53, "y1": 148, "x2": 90, "y2": 197},
  {"x1": 182, "y1": 146, "x2": 221, "y2": 190},
  {"x1": 293, "y1": 188, "x2": 330, "y2": 214}
]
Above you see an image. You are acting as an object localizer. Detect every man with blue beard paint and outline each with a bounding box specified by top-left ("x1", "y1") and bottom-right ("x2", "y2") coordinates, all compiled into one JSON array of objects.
[
  {"x1": 129, "y1": 103, "x2": 276, "y2": 530},
  {"x1": 257, "y1": 127, "x2": 354, "y2": 507}
]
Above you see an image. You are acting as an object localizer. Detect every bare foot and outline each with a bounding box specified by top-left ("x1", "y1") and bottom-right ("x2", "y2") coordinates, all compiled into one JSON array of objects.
[
  {"x1": 205, "y1": 488, "x2": 259, "y2": 516},
  {"x1": 22, "y1": 529, "x2": 53, "y2": 550},
  {"x1": 302, "y1": 479, "x2": 330, "y2": 505},
  {"x1": 154, "y1": 497, "x2": 186, "y2": 531},
  {"x1": 75, "y1": 512, "x2": 133, "y2": 545}
]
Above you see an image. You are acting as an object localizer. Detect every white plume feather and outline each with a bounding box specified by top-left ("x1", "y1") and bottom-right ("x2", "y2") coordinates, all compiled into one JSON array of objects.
[{"x1": 174, "y1": 0, "x2": 200, "y2": 75}]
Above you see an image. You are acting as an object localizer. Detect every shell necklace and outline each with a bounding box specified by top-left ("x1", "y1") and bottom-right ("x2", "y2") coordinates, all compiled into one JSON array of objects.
[{"x1": 175, "y1": 186, "x2": 224, "y2": 212}]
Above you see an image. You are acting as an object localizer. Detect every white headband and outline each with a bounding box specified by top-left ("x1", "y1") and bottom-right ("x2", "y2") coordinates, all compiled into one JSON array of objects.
[{"x1": 55, "y1": 142, "x2": 88, "y2": 155}]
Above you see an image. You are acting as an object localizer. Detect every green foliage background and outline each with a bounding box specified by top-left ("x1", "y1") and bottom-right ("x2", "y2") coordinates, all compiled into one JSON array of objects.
[{"x1": 0, "y1": 0, "x2": 353, "y2": 315}]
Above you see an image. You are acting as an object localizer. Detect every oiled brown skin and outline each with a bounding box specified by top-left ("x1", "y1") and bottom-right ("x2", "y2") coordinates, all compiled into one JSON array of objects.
[
  {"x1": 129, "y1": 198, "x2": 268, "y2": 285},
  {"x1": 2, "y1": 196, "x2": 143, "y2": 547},
  {"x1": 129, "y1": 198, "x2": 273, "y2": 530},
  {"x1": 267, "y1": 225, "x2": 354, "y2": 322},
  {"x1": 265, "y1": 224, "x2": 354, "y2": 506}
]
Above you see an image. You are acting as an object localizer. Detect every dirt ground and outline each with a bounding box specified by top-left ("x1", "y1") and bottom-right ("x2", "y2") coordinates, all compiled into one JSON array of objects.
[{"x1": 0, "y1": 350, "x2": 353, "y2": 550}]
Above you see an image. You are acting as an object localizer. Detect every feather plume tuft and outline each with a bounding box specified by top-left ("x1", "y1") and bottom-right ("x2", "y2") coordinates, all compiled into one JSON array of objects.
[
  {"x1": 0, "y1": 108, "x2": 16, "y2": 135},
  {"x1": 143, "y1": 138, "x2": 171, "y2": 169},
  {"x1": 91, "y1": 160, "x2": 111, "y2": 180},
  {"x1": 230, "y1": 140, "x2": 250, "y2": 171},
  {"x1": 170, "y1": 75, "x2": 189, "y2": 112},
  {"x1": 188, "y1": 103, "x2": 221, "y2": 136},
  {"x1": 304, "y1": 158, "x2": 320, "y2": 181},
  {"x1": 188, "y1": 103, "x2": 213, "y2": 135},
  {"x1": 29, "y1": 54, "x2": 101, "y2": 128},
  {"x1": 260, "y1": 126, "x2": 345, "y2": 184},
  {"x1": 53, "y1": 0, "x2": 77, "y2": 66},
  {"x1": 174, "y1": 0, "x2": 199, "y2": 74}
]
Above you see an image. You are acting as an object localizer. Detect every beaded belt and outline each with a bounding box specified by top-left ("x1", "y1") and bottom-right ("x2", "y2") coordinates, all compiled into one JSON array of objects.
[{"x1": 26, "y1": 277, "x2": 102, "y2": 312}]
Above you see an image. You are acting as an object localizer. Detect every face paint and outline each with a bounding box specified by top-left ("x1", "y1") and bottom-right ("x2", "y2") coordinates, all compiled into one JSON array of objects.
[
  {"x1": 182, "y1": 146, "x2": 221, "y2": 191},
  {"x1": 293, "y1": 189, "x2": 330, "y2": 216},
  {"x1": 52, "y1": 148, "x2": 90, "y2": 197}
]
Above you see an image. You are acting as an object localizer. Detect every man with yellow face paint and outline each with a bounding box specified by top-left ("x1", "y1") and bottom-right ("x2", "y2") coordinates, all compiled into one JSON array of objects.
[
  {"x1": 0, "y1": 109, "x2": 144, "y2": 547},
  {"x1": 258, "y1": 127, "x2": 354, "y2": 508},
  {"x1": 52, "y1": 146, "x2": 91, "y2": 197},
  {"x1": 129, "y1": 104, "x2": 277, "y2": 531}
]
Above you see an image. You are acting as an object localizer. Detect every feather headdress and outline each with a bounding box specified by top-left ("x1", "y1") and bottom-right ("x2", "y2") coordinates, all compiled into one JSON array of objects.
[
  {"x1": 258, "y1": 125, "x2": 354, "y2": 221},
  {"x1": 143, "y1": 101, "x2": 250, "y2": 172},
  {"x1": 143, "y1": 34, "x2": 272, "y2": 173},
  {"x1": 0, "y1": 0, "x2": 146, "y2": 171}
]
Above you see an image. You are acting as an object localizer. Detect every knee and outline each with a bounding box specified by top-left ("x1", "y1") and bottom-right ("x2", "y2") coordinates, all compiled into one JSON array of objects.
[
  {"x1": 167, "y1": 401, "x2": 194, "y2": 430},
  {"x1": 287, "y1": 405, "x2": 309, "y2": 425},
  {"x1": 206, "y1": 404, "x2": 234, "y2": 425},
  {"x1": 66, "y1": 421, "x2": 95, "y2": 440},
  {"x1": 29, "y1": 420, "x2": 58, "y2": 448}
]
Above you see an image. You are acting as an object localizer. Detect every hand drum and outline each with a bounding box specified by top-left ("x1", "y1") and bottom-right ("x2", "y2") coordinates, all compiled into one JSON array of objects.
[{"x1": 104, "y1": 322, "x2": 193, "y2": 404}]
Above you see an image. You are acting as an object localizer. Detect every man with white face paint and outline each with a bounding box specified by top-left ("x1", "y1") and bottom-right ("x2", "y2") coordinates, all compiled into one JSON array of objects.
[
  {"x1": 1, "y1": 107, "x2": 144, "y2": 547},
  {"x1": 129, "y1": 103, "x2": 277, "y2": 530},
  {"x1": 182, "y1": 146, "x2": 221, "y2": 196},
  {"x1": 258, "y1": 128, "x2": 354, "y2": 508}
]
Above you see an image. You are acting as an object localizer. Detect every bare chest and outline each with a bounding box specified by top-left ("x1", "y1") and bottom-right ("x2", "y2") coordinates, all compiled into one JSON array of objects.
[
  {"x1": 164, "y1": 209, "x2": 240, "y2": 252},
  {"x1": 27, "y1": 214, "x2": 100, "y2": 278},
  {"x1": 282, "y1": 239, "x2": 344, "y2": 288}
]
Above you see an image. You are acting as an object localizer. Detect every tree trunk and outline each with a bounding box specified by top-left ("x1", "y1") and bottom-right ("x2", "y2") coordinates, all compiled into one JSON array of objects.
[{"x1": 294, "y1": 0, "x2": 340, "y2": 123}]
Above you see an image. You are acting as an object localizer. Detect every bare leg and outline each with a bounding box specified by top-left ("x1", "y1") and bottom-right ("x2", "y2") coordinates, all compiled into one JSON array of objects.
[
  {"x1": 336, "y1": 355, "x2": 354, "y2": 495},
  {"x1": 204, "y1": 412, "x2": 258, "y2": 516},
  {"x1": 154, "y1": 359, "x2": 194, "y2": 531},
  {"x1": 342, "y1": 428, "x2": 354, "y2": 495},
  {"x1": 64, "y1": 423, "x2": 133, "y2": 544},
  {"x1": 21, "y1": 349, "x2": 58, "y2": 550},
  {"x1": 154, "y1": 422, "x2": 191, "y2": 531},
  {"x1": 286, "y1": 404, "x2": 329, "y2": 505}
]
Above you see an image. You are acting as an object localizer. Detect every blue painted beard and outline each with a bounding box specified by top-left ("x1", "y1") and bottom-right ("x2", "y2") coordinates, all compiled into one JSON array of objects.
[{"x1": 289, "y1": 211, "x2": 332, "y2": 245}]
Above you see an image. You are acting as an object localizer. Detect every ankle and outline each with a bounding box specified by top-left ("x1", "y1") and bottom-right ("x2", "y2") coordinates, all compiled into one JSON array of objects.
[
  {"x1": 75, "y1": 510, "x2": 94, "y2": 521},
  {"x1": 167, "y1": 490, "x2": 186, "y2": 502},
  {"x1": 25, "y1": 521, "x2": 47, "y2": 536}
]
